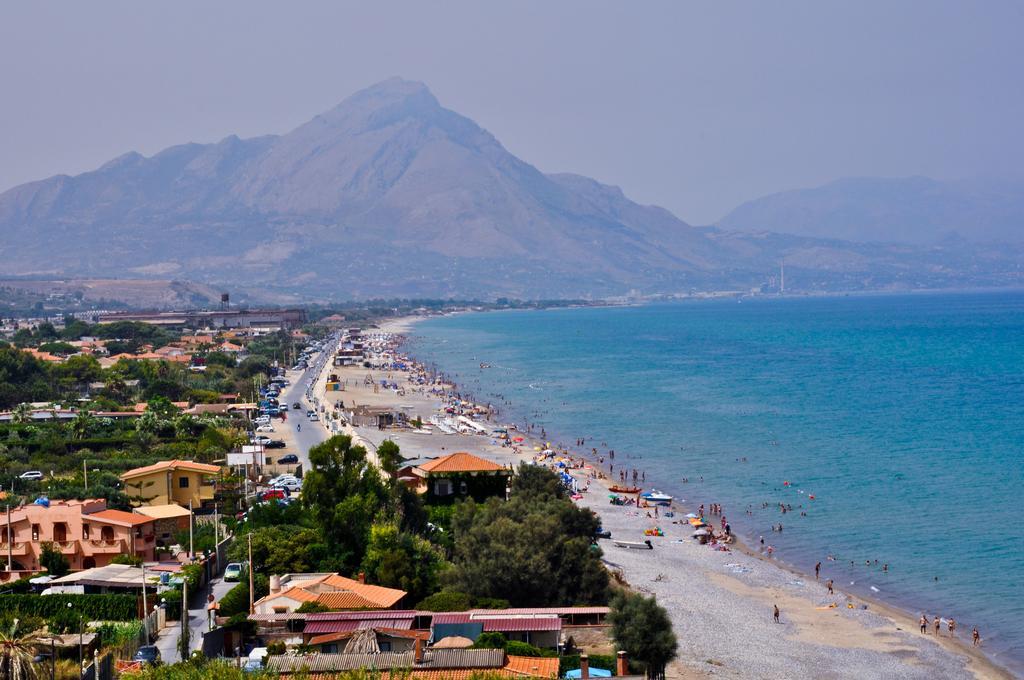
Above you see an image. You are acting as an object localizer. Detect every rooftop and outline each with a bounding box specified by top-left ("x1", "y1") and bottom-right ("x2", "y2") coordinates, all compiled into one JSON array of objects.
[
  {"x1": 417, "y1": 452, "x2": 507, "y2": 474},
  {"x1": 120, "y1": 459, "x2": 221, "y2": 479}
]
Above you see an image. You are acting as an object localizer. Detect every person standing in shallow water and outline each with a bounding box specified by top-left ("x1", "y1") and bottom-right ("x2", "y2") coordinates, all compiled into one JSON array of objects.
[
  {"x1": 920, "y1": 615, "x2": 929, "y2": 633},
  {"x1": 815, "y1": 561, "x2": 821, "y2": 580},
  {"x1": 934, "y1": 617, "x2": 941, "y2": 636},
  {"x1": 973, "y1": 627, "x2": 981, "y2": 646},
  {"x1": 773, "y1": 604, "x2": 780, "y2": 623}
]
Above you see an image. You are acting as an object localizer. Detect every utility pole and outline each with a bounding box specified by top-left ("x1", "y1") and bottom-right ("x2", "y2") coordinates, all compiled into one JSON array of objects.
[
  {"x1": 6, "y1": 505, "x2": 12, "y2": 572},
  {"x1": 188, "y1": 500, "x2": 194, "y2": 560},
  {"x1": 141, "y1": 563, "x2": 149, "y2": 645},
  {"x1": 83, "y1": 459, "x2": 88, "y2": 492},
  {"x1": 247, "y1": 533, "x2": 254, "y2": 615},
  {"x1": 180, "y1": 577, "x2": 188, "y2": 662}
]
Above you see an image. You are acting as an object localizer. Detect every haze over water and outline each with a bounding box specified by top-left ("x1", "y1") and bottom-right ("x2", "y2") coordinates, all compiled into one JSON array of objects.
[{"x1": 410, "y1": 292, "x2": 1024, "y2": 671}]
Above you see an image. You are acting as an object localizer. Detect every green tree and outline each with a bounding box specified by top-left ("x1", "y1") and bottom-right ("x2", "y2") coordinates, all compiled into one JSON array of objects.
[
  {"x1": 0, "y1": 618, "x2": 42, "y2": 680},
  {"x1": 376, "y1": 439, "x2": 403, "y2": 476},
  {"x1": 445, "y1": 465, "x2": 608, "y2": 607},
  {"x1": 39, "y1": 542, "x2": 70, "y2": 576},
  {"x1": 70, "y1": 410, "x2": 96, "y2": 440},
  {"x1": 302, "y1": 435, "x2": 391, "y2": 571},
  {"x1": 10, "y1": 403, "x2": 32, "y2": 425},
  {"x1": 361, "y1": 522, "x2": 448, "y2": 604},
  {"x1": 608, "y1": 590, "x2": 678, "y2": 680}
]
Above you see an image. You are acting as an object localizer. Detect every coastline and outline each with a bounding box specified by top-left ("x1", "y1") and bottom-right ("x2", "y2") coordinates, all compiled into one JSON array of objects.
[{"x1": 329, "y1": 315, "x2": 1015, "y2": 680}]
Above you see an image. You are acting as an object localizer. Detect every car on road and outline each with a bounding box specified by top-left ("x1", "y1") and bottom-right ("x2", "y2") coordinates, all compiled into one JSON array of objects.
[
  {"x1": 19, "y1": 471, "x2": 44, "y2": 481},
  {"x1": 292, "y1": 402, "x2": 301, "y2": 409},
  {"x1": 308, "y1": 413, "x2": 319, "y2": 421},
  {"x1": 276, "y1": 454, "x2": 299, "y2": 464},
  {"x1": 133, "y1": 646, "x2": 162, "y2": 666},
  {"x1": 224, "y1": 562, "x2": 243, "y2": 582}
]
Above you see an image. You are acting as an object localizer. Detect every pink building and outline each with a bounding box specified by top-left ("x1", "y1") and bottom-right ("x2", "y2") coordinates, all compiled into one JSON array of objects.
[{"x1": 0, "y1": 499, "x2": 156, "y2": 580}]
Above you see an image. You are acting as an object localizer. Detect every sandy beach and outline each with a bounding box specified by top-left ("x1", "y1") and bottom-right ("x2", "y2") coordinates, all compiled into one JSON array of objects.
[{"x1": 308, "y1": 316, "x2": 1014, "y2": 680}]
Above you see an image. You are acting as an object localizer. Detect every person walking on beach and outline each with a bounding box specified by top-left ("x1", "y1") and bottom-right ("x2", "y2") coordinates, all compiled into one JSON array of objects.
[
  {"x1": 826, "y1": 579, "x2": 834, "y2": 595},
  {"x1": 934, "y1": 617, "x2": 941, "y2": 636},
  {"x1": 815, "y1": 561, "x2": 821, "y2": 580},
  {"x1": 972, "y1": 627, "x2": 981, "y2": 646},
  {"x1": 948, "y1": 618, "x2": 956, "y2": 636},
  {"x1": 920, "y1": 615, "x2": 929, "y2": 633},
  {"x1": 773, "y1": 604, "x2": 780, "y2": 623}
]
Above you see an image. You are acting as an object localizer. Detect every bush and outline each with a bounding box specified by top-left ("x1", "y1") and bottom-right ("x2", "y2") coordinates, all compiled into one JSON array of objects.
[
  {"x1": 415, "y1": 591, "x2": 472, "y2": 612},
  {"x1": 505, "y1": 640, "x2": 555, "y2": 658},
  {"x1": 295, "y1": 601, "x2": 331, "y2": 614},
  {"x1": 0, "y1": 594, "x2": 137, "y2": 621},
  {"x1": 266, "y1": 640, "x2": 286, "y2": 655}
]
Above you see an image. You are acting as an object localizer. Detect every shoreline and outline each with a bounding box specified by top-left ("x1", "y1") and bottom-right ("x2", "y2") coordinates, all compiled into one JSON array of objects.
[{"x1": 345, "y1": 315, "x2": 1015, "y2": 679}]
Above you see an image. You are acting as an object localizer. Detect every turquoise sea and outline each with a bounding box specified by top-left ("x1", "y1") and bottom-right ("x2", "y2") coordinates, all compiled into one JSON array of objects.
[{"x1": 409, "y1": 292, "x2": 1024, "y2": 672}]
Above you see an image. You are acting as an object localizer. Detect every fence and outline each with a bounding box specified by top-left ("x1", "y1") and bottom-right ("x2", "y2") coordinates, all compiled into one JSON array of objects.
[{"x1": 81, "y1": 651, "x2": 112, "y2": 680}]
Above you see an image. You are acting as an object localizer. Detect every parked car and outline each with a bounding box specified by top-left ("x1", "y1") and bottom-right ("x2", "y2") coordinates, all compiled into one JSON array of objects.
[
  {"x1": 251, "y1": 436, "x2": 272, "y2": 445},
  {"x1": 265, "y1": 440, "x2": 286, "y2": 449},
  {"x1": 133, "y1": 646, "x2": 162, "y2": 667},
  {"x1": 19, "y1": 471, "x2": 43, "y2": 481},
  {"x1": 277, "y1": 454, "x2": 299, "y2": 464},
  {"x1": 274, "y1": 479, "x2": 302, "y2": 493},
  {"x1": 260, "y1": 489, "x2": 287, "y2": 502},
  {"x1": 255, "y1": 424, "x2": 275, "y2": 433},
  {"x1": 224, "y1": 563, "x2": 243, "y2": 582},
  {"x1": 308, "y1": 413, "x2": 319, "y2": 422}
]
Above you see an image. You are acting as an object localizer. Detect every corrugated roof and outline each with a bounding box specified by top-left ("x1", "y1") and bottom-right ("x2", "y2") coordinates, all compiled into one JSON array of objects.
[
  {"x1": 482, "y1": 607, "x2": 610, "y2": 616},
  {"x1": 268, "y1": 649, "x2": 507, "y2": 673},
  {"x1": 481, "y1": 618, "x2": 561, "y2": 632},
  {"x1": 304, "y1": 618, "x2": 414, "y2": 635},
  {"x1": 417, "y1": 452, "x2": 506, "y2": 474},
  {"x1": 132, "y1": 504, "x2": 192, "y2": 519},
  {"x1": 307, "y1": 610, "x2": 418, "y2": 621}
]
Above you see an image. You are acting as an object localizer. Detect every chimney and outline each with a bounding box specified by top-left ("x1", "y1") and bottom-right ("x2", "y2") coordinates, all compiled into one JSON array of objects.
[
  {"x1": 269, "y1": 575, "x2": 281, "y2": 594},
  {"x1": 414, "y1": 636, "x2": 424, "y2": 664},
  {"x1": 357, "y1": 571, "x2": 366, "y2": 584},
  {"x1": 580, "y1": 653, "x2": 589, "y2": 680},
  {"x1": 616, "y1": 651, "x2": 628, "y2": 676}
]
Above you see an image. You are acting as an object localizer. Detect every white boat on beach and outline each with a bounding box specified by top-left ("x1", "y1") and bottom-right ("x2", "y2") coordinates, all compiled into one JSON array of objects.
[
  {"x1": 613, "y1": 539, "x2": 654, "y2": 550},
  {"x1": 641, "y1": 490, "x2": 673, "y2": 505},
  {"x1": 429, "y1": 415, "x2": 458, "y2": 435}
]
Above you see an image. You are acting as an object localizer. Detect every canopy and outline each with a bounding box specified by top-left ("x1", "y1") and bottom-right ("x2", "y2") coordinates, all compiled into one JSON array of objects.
[{"x1": 566, "y1": 668, "x2": 612, "y2": 678}]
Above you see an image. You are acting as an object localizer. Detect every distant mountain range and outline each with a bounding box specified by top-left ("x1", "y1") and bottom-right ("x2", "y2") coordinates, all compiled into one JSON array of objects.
[
  {"x1": 718, "y1": 176, "x2": 1024, "y2": 245},
  {"x1": 1, "y1": 78, "x2": 1021, "y2": 299}
]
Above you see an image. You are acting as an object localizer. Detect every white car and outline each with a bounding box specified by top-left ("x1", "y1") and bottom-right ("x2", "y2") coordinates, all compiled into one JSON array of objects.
[
  {"x1": 255, "y1": 424, "x2": 275, "y2": 433},
  {"x1": 308, "y1": 414, "x2": 319, "y2": 422},
  {"x1": 274, "y1": 479, "x2": 302, "y2": 493},
  {"x1": 19, "y1": 471, "x2": 44, "y2": 481},
  {"x1": 252, "y1": 436, "x2": 272, "y2": 445},
  {"x1": 253, "y1": 417, "x2": 271, "y2": 425},
  {"x1": 270, "y1": 475, "x2": 300, "y2": 487}
]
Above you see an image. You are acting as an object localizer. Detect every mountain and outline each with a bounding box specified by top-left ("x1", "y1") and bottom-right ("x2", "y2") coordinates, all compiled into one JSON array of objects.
[
  {"x1": 0, "y1": 79, "x2": 1022, "y2": 298},
  {"x1": 717, "y1": 176, "x2": 1024, "y2": 245}
]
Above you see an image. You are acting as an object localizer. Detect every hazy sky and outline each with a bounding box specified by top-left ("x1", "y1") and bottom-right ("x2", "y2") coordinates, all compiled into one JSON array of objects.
[{"x1": 1, "y1": 1, "x2": 1022, "y2": 224}]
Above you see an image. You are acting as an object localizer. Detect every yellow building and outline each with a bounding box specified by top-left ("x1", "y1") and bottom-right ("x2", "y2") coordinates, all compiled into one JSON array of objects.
[{"x1": 120, "y1": 460, "x2": 220, "y2": 508}]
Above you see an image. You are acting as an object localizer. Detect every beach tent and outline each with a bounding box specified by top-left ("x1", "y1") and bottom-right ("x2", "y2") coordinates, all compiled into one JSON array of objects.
[{"x1": 566, "y1": 668, "x2": 612, "y2": 678}]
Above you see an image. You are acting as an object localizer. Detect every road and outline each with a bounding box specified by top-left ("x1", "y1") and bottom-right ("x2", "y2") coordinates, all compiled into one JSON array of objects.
[{"x1": 154, "y1": 335, "x2": 340, "y2": 662}]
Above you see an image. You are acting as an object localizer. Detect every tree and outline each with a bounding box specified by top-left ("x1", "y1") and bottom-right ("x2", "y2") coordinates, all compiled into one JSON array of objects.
[
  {"x1": 295, "y1": 601, "x2": 332, "y2": 614},
  {"x1": 361, "y1": 522, "x2": 448, "y2": 604},
  {"x1": 70, "y1": 410, "x2": 96, "y2": 440},
  {"x1": 39, "y1": 542, "x2": 70, "y2": 577},
  {"x1": 376, "y1": 440, "x2": 403, "y2": 476},
  {"x1": 302, "y1": 435, "x2": 391, "y2": 571},
  {"x1": 10, "y1": 403, "x2": 31, "y2": 425},
  {"x1": 608, "y1": 591, "x2": 678, "y2": 680},
  {"x1": 445, "y1": 465, "x2": 608, "y2": 607},
  {"x1": 0, "y1": 618, "x2": 41, "y2": 680}
]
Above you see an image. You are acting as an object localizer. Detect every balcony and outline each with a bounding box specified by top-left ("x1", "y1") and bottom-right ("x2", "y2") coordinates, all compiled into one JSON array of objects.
[
  {"x1": 55, "y1": 541, "x2": 78, "y2": 555},
  {"x1": 84, "y1": 539, "x2": 125, "y2": 554},
  {"x1": 0, "y1": 541, "x2": 31, "y2": 556},
  {"x1": 198, "y1": 484, "x2": 216, "y2": 501}
]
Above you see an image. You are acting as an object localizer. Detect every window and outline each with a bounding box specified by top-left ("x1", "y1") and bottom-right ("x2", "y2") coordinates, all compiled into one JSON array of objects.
[
  {"x1": 459, "y1": 480, "x2": 468, "y2": 495},
  {"x1": 82, "y1": 524, "x2": 90, "y2": 540},
  {"x1": 31, "y1": 524, "x2": 39, "y2": 541},
  {"x1": 434, "y1": 479, "x2": 453, "y2": 496},
  {"x1": 379, "y1": 641, "x2": 392, "y2": 652},
  {"x1": 178, "y1": 476, "x2": 190, "y2": 488},
  {"x1": 273, "y1": 606, "x2": 288, "y2": 614},
  {"x1": 135, "y1": 526, "x2": 143, "y2": 538},
  {"x1": 324, "y1": 644, "x2": 339, "y2": 654}
]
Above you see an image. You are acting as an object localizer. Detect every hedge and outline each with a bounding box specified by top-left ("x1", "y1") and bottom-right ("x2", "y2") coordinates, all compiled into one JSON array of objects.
[{"x1": 0, "y1": 594, "x2": 137, "y2": 621}]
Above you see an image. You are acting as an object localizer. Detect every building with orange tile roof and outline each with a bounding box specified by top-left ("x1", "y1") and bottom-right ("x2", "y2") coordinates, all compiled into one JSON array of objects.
[
  {"x1": 402, "y1": 452, "x2": 512, "y2": 502},
  {"x1": 120, "y1": 460, "x2": 221, "y2": 508},
  {"x1": 253, "y1": 572, "x2": 407, "y2": 616},
  {"x1": 0, "y1": 499, "x2": 156, "y2": 579}
]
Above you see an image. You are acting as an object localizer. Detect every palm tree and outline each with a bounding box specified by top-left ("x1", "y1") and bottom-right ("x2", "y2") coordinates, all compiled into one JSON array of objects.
[
  {"x1": 70, "y1": 410, "x2": 95, "y2": 440},
  {"x1": 11, "y1": 403, "x2": 32, "y2": 425},
  {"x1": 0, "y1": 618, "x2": 41, "y2": 680}
]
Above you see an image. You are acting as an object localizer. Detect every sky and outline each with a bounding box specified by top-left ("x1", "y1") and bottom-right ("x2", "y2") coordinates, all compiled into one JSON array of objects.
[{"x1": 1, "y1": 1, "x2": 1022, "y2": 224}]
